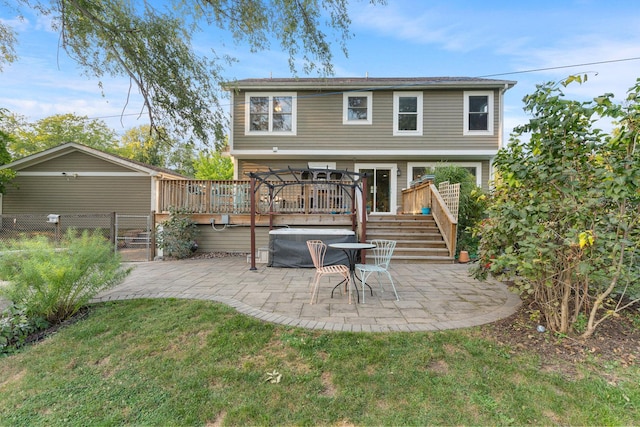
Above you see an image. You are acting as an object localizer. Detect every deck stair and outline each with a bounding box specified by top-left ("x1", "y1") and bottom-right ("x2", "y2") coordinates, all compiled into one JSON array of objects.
[{"x1": 365, "y1": 214, "x2": 454, "y2": 263}]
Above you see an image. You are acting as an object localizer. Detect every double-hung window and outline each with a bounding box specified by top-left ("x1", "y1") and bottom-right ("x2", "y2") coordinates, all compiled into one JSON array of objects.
[
  {"x1": 245, "y1": 92, "x2": 297, "y2": 135},
  {"x1": 393, "y1": 92, "x2": 423, "y2": 136},
  {"x1": 463, "y1": 91, "x2": 494, "y2": 135},
  {"x1": 343, "y1": 92, "x2": 372, "y2": 125}
]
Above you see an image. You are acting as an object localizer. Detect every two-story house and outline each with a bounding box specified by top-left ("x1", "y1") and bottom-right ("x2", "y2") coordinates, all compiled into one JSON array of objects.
[{"x1": 225, "y1": 77, "x2": 516, "y2": 215}]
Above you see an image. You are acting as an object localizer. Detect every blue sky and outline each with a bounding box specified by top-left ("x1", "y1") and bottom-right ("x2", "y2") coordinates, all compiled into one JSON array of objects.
[{"x1": 1, "y1": 0, "x2": 640, "y2": 139}]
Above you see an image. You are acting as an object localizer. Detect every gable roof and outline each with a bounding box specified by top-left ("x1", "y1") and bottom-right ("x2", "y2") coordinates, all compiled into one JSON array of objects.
[
  {"x1": 1, "y1": 142, "x2": 187, "y2": 179},
  {"x1": 224, "y1": 76, "x2": 517, "y2": 91}
]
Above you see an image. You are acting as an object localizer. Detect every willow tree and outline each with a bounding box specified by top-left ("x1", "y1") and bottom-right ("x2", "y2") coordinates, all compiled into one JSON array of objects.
[
  {"x1": 0, "y1": 109, "x2": 16, "y2": 192},
  {"x1": 5, "y1": 0, "x2": 383, "y2": 148},
  {"x1": 474, "y1": 77, "x2": 640, "y2": 338},
  {"x1": 0, "y1": 19, "x2": 16, "y2": 71}
]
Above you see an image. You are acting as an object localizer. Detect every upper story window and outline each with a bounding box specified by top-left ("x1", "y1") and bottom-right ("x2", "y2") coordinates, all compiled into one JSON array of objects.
[
  {"x1": 245, "y1": 92, "x2": 297, "y2": 135},
  {"x1": 464, "y1": 91, "x2": 494, "y2": 135},
  {"x1": 393, "y1": 92, "x2": 423, "y2": 136},
  {"x1": 343, "y1": 92, "x2": 372, "y2": 125}
]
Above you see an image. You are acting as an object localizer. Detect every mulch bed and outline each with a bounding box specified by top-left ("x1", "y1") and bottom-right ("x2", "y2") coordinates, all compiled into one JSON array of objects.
[{"x1": 480, "y1": 297, "x2": 640, "y2": 374}]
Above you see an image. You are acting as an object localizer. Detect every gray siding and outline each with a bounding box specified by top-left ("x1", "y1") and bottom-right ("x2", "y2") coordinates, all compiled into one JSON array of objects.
[
  {"x1": 3, "y1": 176, "x2": 152, "y2": 215},
  {"x1": 233, "y1": 89, "x2": 502, "y2": 151},
  {"x1": 195, "y1": 225, "x2": 269, "y2": 253},
  {"x1": 237, "y1": 159, "x2": 354, "y2": 178}
]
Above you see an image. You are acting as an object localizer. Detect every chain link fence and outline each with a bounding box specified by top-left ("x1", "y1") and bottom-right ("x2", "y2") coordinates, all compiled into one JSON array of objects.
[
  {"x1": 0, "y1": 213, "x2": 152, "y2": 262},
  {"x1": 115, "y1": 214, "x2": 152, "y2": 262}
]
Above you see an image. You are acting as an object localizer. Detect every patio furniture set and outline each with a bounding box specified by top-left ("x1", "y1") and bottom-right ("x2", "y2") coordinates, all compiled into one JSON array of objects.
[{"x1": 306, "y1": 239, "x2": 400, "y2": 305}]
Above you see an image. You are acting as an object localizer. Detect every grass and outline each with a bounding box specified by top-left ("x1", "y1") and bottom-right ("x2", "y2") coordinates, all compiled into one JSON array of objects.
[{"x1": 1, "y1": 299, "x2": 639, "y2": 426}]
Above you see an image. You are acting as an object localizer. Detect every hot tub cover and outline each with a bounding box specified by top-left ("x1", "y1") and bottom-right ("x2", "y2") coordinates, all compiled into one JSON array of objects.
[{"x1": 268, "y1": 228, "x2": 356, "y2": 267}]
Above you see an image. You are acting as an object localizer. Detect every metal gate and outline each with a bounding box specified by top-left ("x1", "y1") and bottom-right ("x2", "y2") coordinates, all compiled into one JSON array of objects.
[{"x1": 115, "y1": 214, "x2": 152, "y2": 262}]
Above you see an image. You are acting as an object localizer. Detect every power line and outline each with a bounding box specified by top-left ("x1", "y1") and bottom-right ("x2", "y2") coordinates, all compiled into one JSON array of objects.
[
  {"x1": 478, "y1": 56, "x2": 640, "y2": 78},
  {"x1": 69, "y1": 55, "x2": 640, "y2": 123}
]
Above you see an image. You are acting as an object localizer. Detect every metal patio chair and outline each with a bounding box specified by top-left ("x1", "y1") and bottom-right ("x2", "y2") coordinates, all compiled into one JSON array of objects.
[
  {"x1": 355, "y1": 239, "x2": 399, "y2": 302},
  {"x1": 306, "y1": 240, "x2": 352, "y2": 304}
]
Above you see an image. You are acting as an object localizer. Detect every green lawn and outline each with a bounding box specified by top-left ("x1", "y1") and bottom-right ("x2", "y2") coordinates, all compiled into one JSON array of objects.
[{"x1": 1, "y1": 299, "x2": 638, "y2": 426}]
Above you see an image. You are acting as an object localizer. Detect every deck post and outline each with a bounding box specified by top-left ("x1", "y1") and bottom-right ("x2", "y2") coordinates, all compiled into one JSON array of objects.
[
  {"x1": 250, "y1": 177, "x2": 257, "y2": 270},
  {"x1": 360, "y1": 176, "x2": 368, "y2": 263}
]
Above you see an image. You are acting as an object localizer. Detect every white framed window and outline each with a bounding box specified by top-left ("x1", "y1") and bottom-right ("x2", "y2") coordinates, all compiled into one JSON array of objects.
[
  {"x1": 245, "y1": 92, "x2": 297, "y2": 135},
  {"x1": 343, "y1": 92, "x2": 372, "y2": 125},
  {"x1": 393, "y1": 92, "x2": 423, "y2": 136},
  {"x1": 407, "y1": 162, "x2": 482, "y2": 188},
  {"x1": 463, "y1": 91, "x2": 494, "y2": 135}
]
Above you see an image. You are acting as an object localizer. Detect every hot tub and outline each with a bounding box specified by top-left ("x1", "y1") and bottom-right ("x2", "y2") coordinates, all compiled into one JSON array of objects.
[{"x1": 268, "y1": 228, "x2": 356, "y2": 267}]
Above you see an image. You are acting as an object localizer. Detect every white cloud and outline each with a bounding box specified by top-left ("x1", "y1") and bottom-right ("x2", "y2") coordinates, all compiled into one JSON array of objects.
[
  {"x1": 508, "y1": 36, "x2": 640, "y2": 101},
  {"x1": 0, "y1": 16, "x2": 30, "y2": 32},
  {"x1": 352, "y1": 3, "x2": 491, "y2": 53}
]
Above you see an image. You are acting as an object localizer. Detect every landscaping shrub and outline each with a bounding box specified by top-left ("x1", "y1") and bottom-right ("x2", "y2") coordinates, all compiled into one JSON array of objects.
[
  {"x1": 156, "y1": 207, "x2": 199, "y2": 259},
  {"x1": 0, "y1": 229, "x2": 130, "y2": 324},
  {"x1": 473, "y1": 77, "x2": 640, "y2": 338},
  {"x1": 0, "y1": 303, "x2": 48, "y2": 354}
]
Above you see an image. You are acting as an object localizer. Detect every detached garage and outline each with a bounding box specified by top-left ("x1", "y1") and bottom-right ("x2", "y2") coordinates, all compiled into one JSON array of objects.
[{"x1": 0, "y1": 142, "x2": 185, "y2": 215}]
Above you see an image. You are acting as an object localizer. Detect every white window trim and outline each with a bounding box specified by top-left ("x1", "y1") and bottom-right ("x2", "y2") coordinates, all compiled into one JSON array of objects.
[
  {"x1": 407, "y1": 162, "x2": 482, "y2": 188},
  {"x1": 463, "y1": 91, "x2": 494, "y2": 136},
  {"x1": 343, "y1": 91, "x2": 373, "y2": 125},
  {"x1": 245, "y1": 92, "x2": 297, "y2": 135},
  {"x1": 393, "y1": 92, "x2": 423, "y2": 136}
]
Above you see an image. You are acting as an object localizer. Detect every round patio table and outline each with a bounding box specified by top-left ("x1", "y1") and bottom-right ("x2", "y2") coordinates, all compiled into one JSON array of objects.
[{"x1": 328, "y1": 242, "x2": 376, "y2": 303}]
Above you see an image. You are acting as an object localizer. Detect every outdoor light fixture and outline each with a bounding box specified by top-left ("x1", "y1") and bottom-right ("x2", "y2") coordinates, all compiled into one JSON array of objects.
[{"x1": 396, "y1": 168, "x2": 401, "y2": 177}]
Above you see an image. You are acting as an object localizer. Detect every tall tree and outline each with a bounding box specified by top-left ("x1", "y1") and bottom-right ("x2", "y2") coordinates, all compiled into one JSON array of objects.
[
  {"x1": 117, "y1": 125, "x2": 196, "y2": 176},
  {"x1": 0, "y1": 19, "x2": 17, "y2": 71},
  {"x1": 0, "y1": 108, "x2": 17, "y2": 193},
  {"x1": 7, "y1": 113, "x2": 118, "y2": 158},
  {"x1": 117, "y1": 125, "x2": 170, "y2": 167},
  {"x1": 193, "y1": 149, "x2": 233, "y2": 180},
  {"x1": 6, "y1": 0, "x2": 384, "y2": 148}
]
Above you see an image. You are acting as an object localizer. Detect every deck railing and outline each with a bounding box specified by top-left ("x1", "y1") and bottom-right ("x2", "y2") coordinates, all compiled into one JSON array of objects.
[
  {"x1": 402, "y1": 182, "x2": 458, "y2": 257},
  {"x1": 158, "y1": 179, "x2": 355, "y2": 215}
]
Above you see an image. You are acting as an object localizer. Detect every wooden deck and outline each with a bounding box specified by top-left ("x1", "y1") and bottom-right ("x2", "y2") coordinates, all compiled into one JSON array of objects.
[{"x1": 156, "y1": 178, "x2": 458, "y2": 260}]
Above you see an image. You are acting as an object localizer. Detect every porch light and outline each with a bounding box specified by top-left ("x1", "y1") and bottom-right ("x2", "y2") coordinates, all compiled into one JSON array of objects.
[{"x1": 396, "y1": 168, "x2": 401, "y2": 177}]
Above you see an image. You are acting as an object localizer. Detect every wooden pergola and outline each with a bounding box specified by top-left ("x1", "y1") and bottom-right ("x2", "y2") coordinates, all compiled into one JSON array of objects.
[{"x1": 246, "y1": 168, "x2": 369, "y2": 270}]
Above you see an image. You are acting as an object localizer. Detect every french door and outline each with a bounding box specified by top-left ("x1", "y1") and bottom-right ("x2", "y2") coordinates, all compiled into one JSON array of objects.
[{"x1": 355, "y1": 163, "x2": 398, "y2": 214}]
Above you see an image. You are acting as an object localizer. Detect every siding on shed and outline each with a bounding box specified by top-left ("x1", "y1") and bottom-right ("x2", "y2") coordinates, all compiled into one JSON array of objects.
[
  {"x1": 21, "y1": 151, "x2": 139, "y2": 173},
  {"x1": 3, "y1": 176, "x2": 152, "y2": 215}
]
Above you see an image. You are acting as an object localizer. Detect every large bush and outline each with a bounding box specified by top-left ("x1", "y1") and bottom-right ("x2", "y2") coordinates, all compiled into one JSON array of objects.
[
  {"x1": 156, "y1": 207, "x2": 199, "y2": 259},
  {"x1": 0, "y1": 229, "x2": 130, "y2": 324},
  {"x1": 473, "y1": 77, "x2": 640, "y2": 338}
]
